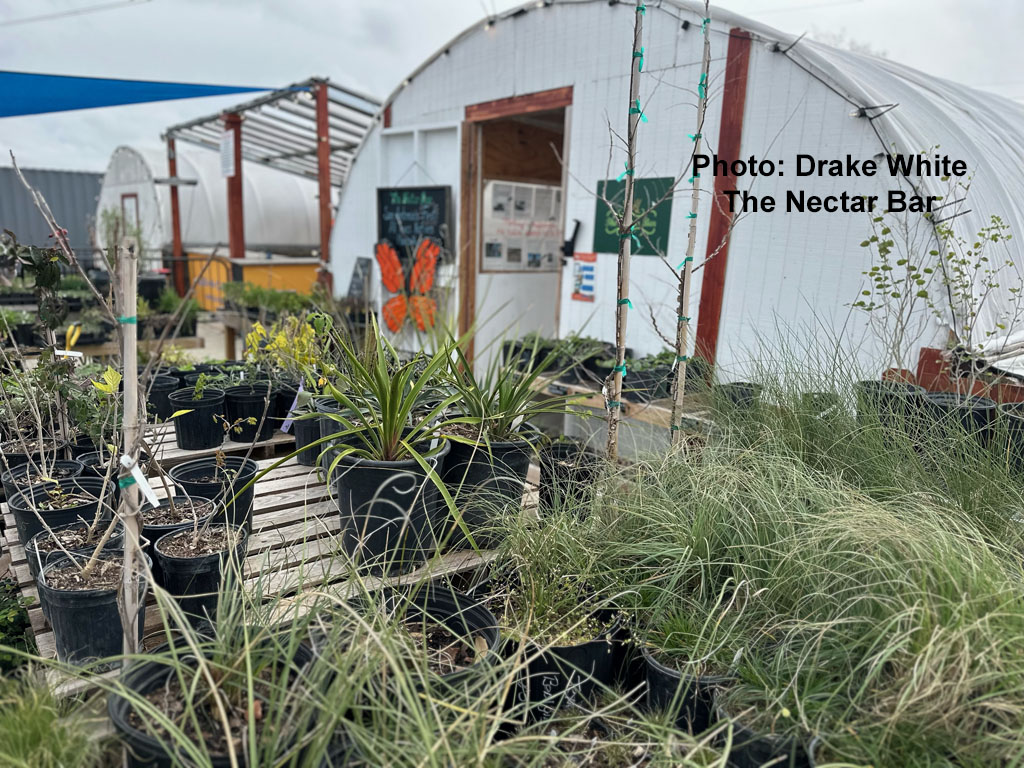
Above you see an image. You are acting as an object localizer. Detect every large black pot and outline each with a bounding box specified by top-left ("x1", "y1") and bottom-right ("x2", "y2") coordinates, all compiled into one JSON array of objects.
[
  {"x1": 275, "y1": 381, "x2": 300, "y2": 421},
  {"x1": 333, "y1": 439, "x2": 451, "y2": 576},
  {"x1": 168, "y1": 387, "x2": 225, "y2": 450},
  {"x1": 67, "y1": 434, "x2": 98, "y2": 459},
  {"x1": 37, "y1": 554, "x2": 148, "y2": 666},
  {"x1": 923, "y1": 391, "x2": 997, "y2": 447},
  {"x1": 168, "y1": 456, "x2": 260, "y2": 532},
  {"x1": 853, "y1": 380, "x2": 925, "y2": 435},
  {"x1": 439, "y1": 427, "x2": 535, "y2": 550},
  {"x1": 9, "y1": 476, "x2": 115, "y2": 548},
  {"x1": 224, "y1": 382, "x2": 277, "y2": 443},
  {"x1": 713, "y1": 382, "x2": 763, "y2": 411},
  {"x1": 642, "y1": 645, "x2": 733, "y2": 733},
  {"x1": 716, "y1": 698, "x2": 811, "y2": 768},
  {"x1": 0, "y1": 437, "x2": 68, "y2": 470},
  {"x1": 515, "y1": 611, "x2": 624, "y2": 723},
  {"x1": 291, "y1": 411, "x2": 321, "y2": 467},
  {"x1": 140, "y1": 495, "x2": 217, "y2": 587},
  {"x1": 25, "y1": 520, "x2": 124, "y2": 581},
  {"x1": 153, "y1": 524, "x2": 249, "y2": 628},
  {"x1": 146, "y1": 375, "x2": 180, "y2": 421},
  {"x1": 1, "y1": 459, "x2": 84, "y2": 504},
  {"x1": 538, "y1": 440, "x2": 599, "y2": 513},
  {"x1": 108, "y1": 636, "x2": 314, "y2": 767}
]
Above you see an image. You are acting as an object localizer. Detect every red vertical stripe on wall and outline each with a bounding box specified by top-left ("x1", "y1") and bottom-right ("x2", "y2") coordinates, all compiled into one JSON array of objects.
[{"x1": 694, "y1": 28, "x2": 752, "y2": 369}]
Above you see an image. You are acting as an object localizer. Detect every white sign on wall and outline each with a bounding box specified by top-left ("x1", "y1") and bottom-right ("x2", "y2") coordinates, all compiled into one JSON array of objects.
[
  {"x1": 481, "y1": 180, "x2": 562, "y2": 273},
  {"x1": 220, "y1": 130, "x2": 236, "y2": 178}
]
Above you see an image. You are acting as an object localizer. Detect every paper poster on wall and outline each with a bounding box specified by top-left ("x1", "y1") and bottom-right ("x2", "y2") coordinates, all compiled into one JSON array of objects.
[
  {"x1": 481, "y1": 179, "x2": 563, "y2": 272},
  {"x1": 572, "y1": 252, "x2": 597, "y2": 302}
]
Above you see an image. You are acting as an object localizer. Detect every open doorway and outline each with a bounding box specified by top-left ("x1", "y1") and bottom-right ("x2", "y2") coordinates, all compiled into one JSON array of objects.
[{"x1": 459, "y1": 87, "x2": 572, "y2": 368}]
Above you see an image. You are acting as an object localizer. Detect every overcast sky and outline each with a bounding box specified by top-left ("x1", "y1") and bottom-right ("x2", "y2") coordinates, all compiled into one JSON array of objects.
[{"x1": 1, "y1": 0, "x2": 1022, "y2": 172}]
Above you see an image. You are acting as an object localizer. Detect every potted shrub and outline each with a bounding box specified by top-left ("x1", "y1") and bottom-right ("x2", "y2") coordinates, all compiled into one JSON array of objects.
[
  {"x1": 168, "y1": 375, "x2": 225, "y2": 451},
  {"x1": 153, "y1": 523, "x2": 248, "y2": 627},
  {"x1": 439, "y1": 338, "x2": 577, "y2": 550},
  {"x1": 551, "y1": 334, "x2": 606, "y2": 385},
  {"x1": 139, "y1": 493, "x2": 217, "y2": 587},
  {"x1": 626, "y1": 349, "x2": 676, "y2": 403},
  {"x1": 168, "y1": 455, "x2": 261, "y2": 532},
  {"x1": 37, "y1": 552, "x2": 147, "y2": 666},
  {"x1": 25, "y1": 519, "x2": 124, "y2": 581},
  {"x1": 146, "y1": 374, "x2": 181, "y2": 422},
  {"x1": 8, "y1": 475, "x2": 115, "y2": 550},
  {"x1": 1, "y1": 458, "x2": 83, "y2": 502}
]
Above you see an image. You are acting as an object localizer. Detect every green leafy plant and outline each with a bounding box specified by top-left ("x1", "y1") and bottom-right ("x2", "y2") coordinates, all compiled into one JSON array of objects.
[
  {"x1": 444, "y1": 335, "x2": 580, "y2": 441},
  {"x1": 0, "y1": 580, "x2": 33, "y2": 672}
]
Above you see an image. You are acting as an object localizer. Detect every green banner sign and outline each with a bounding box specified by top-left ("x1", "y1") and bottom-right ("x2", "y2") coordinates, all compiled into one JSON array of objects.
[{"x1": 593, "y1": 177, "x2": 673, "y2": 257}]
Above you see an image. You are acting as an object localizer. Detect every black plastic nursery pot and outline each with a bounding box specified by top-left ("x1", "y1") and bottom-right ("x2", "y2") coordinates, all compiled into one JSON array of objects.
[
  {"x1": 168, "y1": 456, "x2": 260, "y2": 532},
  {"x1": 12, "y1": 322, "x2": 34, "y2": 347},
  {"x1": 224, "y1": 382, "x2": 278, "y2": 442},
  {"x1": 275, "y1": 381, "x2": 300, "y2": 420},
  {"x1": 0, "y1": 437, "x2": 68, "y2": 470},
  {"x1": 291, "y1": 411, "x2": 321, "y2": 467},
  {"x1": 37, "y1": 555, "x2": 148, "y2": 666},
  {"x1": 79, "y1": 450, "x2": 151, "y2": 484},
  {"x1": 108, "y1": 636, "x2": 314, "y2": 768},
  {"x1": 853, "y1": 380, "x2": 925, "y2": 434},
  {"x1": 333, "y1": 439, "x2": 451, "y2": 576},
  {"x1": 169, "y1": 363, "x2": 215, "y2": 389},
  {"x1": 25, "y1": 519, "x2": 123, "y2": 582},
  {"x1": 923, "y1": 391, "x2": 997, "y2": 447},
  {"x1": 642, "y1": 645, "x2": 734, "y2": 734},
  {"x1": 1, "y1": 459, "x2": 84, "y2": 504},
  {"x1": 146, "y1": 374, "x2": 180, "y2": 421},
  {"x1": 153, "y1": 524, "x2": 249, "y2": 628},
  {"x1": 67, "y1": 433, "x2": 98, "y2": 458},
  {"x1": 140, "y1": 495, "x2": 217, "y2": 587},
  {"x1": 537, "y1": 440, "x2": 600, "y2": 513},
  {"x1": 168, "y1": 387, "x2": 226, "y2": 451},
  {"x1": 515, "y1": 611, "x2": 625, "y2": 723},
  {"x1": 713, "y1": 382, "x2": 763, "y2": 411},
  {"x1": 715, "y1": 698, "x2": 811, "y2": 768},
  {"x1": 439, "y1": 427, "x2": 536, "y2": 550},
  {"x1": 9, "y1": 475, "x2": 115, "y2": 548}
]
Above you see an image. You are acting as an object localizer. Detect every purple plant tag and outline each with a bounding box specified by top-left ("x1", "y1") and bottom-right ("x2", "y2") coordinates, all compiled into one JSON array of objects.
[{"x1": 280, "y1": 381, "x2": 304, "y2": 433}]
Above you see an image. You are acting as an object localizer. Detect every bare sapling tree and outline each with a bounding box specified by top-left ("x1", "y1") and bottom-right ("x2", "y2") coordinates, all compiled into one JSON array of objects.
[
  {"x1": 669, "y1": 1, "x2": 712, "y2": 447},
  {"x1": 605, "y1": 0, "x2": 646, "y2": 462}
]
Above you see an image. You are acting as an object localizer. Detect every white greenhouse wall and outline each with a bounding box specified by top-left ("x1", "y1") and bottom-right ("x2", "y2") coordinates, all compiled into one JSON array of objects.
[
  {"x1": 96, "y1": 145, "x2": 321, "y2": 255},
  {"x1": 329, "y1": 0, "x2": 1024, "y2": 381}
]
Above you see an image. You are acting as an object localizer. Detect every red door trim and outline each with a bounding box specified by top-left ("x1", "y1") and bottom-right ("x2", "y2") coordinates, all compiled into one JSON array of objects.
[{"x1": 694, "y1": 28, "x2": 753, "y2": 369}]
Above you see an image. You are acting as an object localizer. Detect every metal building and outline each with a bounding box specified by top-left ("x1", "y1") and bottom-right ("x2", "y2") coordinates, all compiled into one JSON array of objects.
[{"x1": 0, "y1": 166, "x2": 102, "y2": 256}]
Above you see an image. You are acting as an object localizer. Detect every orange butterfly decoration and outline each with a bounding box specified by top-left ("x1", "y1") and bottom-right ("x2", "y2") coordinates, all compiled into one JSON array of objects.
[{"x1": 375, "y1": 237, "x2": 441, "y2": 332}]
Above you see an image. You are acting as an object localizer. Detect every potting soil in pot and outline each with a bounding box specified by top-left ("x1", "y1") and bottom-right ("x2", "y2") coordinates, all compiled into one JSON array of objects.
[{"x1": 400, "y1": 621, "x2": 488, "y2": 676}]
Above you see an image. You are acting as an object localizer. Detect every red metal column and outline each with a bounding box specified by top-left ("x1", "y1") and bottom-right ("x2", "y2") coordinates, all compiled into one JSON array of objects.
[
  {"x1": 224, "y1": 112, "x2": 245, "y2": 260},
  {"x1": 694, "y1": 29, "x2": 752, "y2": 370},
  {"x1": 167, "y1": 137, "x2": 186, "y2": 296},
  {"x1": 315, "y1": 82, "x2": 333, "y2": 289}
]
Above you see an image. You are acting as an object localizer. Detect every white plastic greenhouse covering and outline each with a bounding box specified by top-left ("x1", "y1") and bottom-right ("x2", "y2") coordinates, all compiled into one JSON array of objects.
[
  {"x1": 333, "y1": 0, "x2": 1024, "y2": 378},
  {"x1": 95, "y1": 145, "x2": 320, "y2": 255},
  {"x1": 674, "y1": 0, "x2": 1024, "y2": 372}
]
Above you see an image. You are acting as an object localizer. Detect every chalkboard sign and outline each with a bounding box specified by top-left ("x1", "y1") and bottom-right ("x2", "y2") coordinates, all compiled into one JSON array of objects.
[{"x1": 377, "y1": 186, "x2": 452, "y2": 258}]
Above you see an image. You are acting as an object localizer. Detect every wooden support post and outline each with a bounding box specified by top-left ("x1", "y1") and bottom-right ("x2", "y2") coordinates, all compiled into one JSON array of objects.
[
  {"x1": 118, "y1": 246, "x2": 142, "y2": 657},
  {"x1": 167, "y1": 137, "x2": 186, "y2": 297},
  {"x1": 316, "y1": 81, "x2": 333, "y2": 290},
  {"x1": 224, "y1": 112, "x2": 245, "y2": 261}
]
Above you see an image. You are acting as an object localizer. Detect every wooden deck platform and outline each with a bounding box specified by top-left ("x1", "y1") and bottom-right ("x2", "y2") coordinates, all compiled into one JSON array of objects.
[{"x1": 2, "y1": 422, "x2": 516, "y2": 662}]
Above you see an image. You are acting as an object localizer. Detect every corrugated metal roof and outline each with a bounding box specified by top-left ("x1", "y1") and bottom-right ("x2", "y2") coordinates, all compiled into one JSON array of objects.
[{"x1": 0, "y1": 166, "x2": 102, "y2": 254}]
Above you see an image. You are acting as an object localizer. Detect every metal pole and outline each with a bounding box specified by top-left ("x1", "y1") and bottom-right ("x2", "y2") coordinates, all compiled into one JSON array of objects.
[
  {"x1": 167, "y1": 137, "x2": 187, "y2": 297},
  {"x1": 225, "y1": 112, "x2": 245, "y2": 260},
  {"x1": 316, "y1": 82, "x2": 333, "y2": 290}
]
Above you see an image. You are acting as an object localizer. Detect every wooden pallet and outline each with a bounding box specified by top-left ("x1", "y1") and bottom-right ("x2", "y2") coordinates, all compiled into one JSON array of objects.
[
  {"x1": 142, "y1": 420, "x2": 298, "y2": 468},
  {"x1": 2, "y1": 452, "x2": 531, "y2": 662}
]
